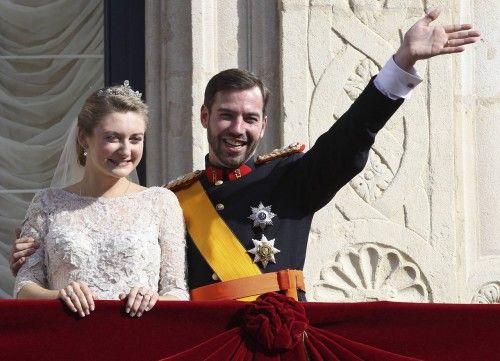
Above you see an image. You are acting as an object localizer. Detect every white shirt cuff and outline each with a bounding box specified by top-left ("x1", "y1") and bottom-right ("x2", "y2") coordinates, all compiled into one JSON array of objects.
[{"x1": 373, "y1": 56, "x2": 423, "y2": 100}]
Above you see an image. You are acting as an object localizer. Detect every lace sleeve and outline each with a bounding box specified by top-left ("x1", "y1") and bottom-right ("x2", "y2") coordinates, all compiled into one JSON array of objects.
[
  {"x1": 14, "y1": 191, "x2": 49, "y2": 297},
  {"x1": 158, "y1": 189, "x2": 189, "y2": 300}
]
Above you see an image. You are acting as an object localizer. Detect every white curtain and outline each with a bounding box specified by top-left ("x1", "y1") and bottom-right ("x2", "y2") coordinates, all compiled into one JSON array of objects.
[{"x1": 0, "y1": 0, "x2": 104, "y2": 298}]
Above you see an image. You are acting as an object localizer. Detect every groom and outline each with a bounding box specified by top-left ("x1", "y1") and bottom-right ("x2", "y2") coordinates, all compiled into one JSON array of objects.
[{"x1": 11, "y1": 9, "x2": 479, "y2": 301}]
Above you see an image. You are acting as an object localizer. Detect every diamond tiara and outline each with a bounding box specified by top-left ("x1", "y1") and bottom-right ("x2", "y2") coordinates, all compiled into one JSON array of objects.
[{"x1": 97, "y1": 80, "x2": 142, "y2": 99}]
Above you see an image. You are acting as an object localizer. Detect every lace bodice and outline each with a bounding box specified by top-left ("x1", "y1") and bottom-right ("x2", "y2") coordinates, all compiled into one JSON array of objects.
[{"x1": 14, "y1": 187, "x2": 188, "y2": 300}]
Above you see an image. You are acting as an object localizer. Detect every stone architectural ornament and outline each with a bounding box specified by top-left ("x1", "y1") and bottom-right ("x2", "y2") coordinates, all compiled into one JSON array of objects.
[
  {"x1": 344, "y1": 58, "x2": 380, "y2": 102},
  {"x1": 349, "y1": 0, "x2": 385, "y2": 26},
  {"x1": 350, "y1": 150, "x2": 394, "y2": 203},
  {"x1": 472, "y1": 283, "x2": 500, "y2": 304},
  {"x1": 343, "y1": 58, "x2": 400, "y2": 204},
  {"x1": 313, "y1": 243, "x2": 431, "y2": 302}
]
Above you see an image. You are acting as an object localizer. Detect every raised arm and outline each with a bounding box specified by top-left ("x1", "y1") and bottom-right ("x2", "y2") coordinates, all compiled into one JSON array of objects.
[{"x1": 281, "y1": 9, "x2": 480, "y2": 212}]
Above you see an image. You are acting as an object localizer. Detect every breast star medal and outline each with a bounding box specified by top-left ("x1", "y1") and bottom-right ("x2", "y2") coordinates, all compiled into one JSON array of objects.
[
  {"x1": 247, "y1": 235, "x2": 280, "y2": 268},
  {"x1": 248, "y1": 202, "x2": 276, "y2": 230}
]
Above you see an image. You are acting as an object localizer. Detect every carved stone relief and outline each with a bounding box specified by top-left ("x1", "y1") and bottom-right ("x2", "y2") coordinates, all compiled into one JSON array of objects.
[
  {"x1": 306, "y1": 2, "x2": 432, "y2": 242},
  {"x1": 144, "y1": 0, "x2": 497, "y2": 304},
  {"x1": 472, "y1": 283, "x2": 500, "y2": 304},
  {"x1": 348, "y1": 0, "x2": 385, "y2": 27},
  {"x1": 313, "y1": 243, "x2": 431, "y2": 302},
  {"x1": 350, "y1": 150, "x2": 394, "y2": 204},
  {"x1": 290, "y1": 0, "x2": 470, "y2": 301},
  {"x1": 345, "y1": 59, "x2": 397, "y2": 204}
]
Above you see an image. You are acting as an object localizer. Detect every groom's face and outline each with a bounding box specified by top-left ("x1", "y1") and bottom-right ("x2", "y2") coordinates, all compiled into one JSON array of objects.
[{"x1": 201, "y1": 86, "x2": 267, "y2": 169}]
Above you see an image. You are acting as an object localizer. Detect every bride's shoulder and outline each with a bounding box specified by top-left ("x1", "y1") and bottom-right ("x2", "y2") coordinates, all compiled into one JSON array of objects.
[
  {"x1": 138, "y1": 186, "x2": 177, "y2": 200},
  {"x1": 36, "y1": 187, "x2": 68, "y2": 200},
  {"x1": 144, "y1": 187, "x2": 180, "y2": 210},
  {"x1": 27, "y1": 187, "x2": 69, "y2": 212},
  {"x1": 146, "y1": 186, "x2": 175, "y2": 196}
]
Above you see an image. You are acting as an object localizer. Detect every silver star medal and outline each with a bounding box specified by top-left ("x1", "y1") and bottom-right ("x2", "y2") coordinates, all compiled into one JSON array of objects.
[
  {"x1": 247, "y1": 235, "x2": 280, "y2": 268},
  {"x1": 248, "y1": 202, "x2": 276, "y2": 230}
]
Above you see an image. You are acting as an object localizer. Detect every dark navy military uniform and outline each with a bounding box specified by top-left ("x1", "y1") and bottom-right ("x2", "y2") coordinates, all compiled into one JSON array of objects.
[{"x1": 170, "y1": 79, "x2": 403, "y2": 298}]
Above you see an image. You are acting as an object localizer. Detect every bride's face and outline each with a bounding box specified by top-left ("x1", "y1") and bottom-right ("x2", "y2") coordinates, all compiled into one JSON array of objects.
[{"x1": 81, "y1": 111, "x2": 146, "y2": 179}]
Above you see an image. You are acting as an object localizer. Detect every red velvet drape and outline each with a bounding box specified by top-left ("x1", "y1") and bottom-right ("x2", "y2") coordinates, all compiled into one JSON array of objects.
[{"x1": 1, "y1": 294, "x2": 499, "y2": 361}]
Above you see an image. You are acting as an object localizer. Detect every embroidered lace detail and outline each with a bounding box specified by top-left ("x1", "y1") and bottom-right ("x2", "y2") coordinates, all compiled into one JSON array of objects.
[{"x1": 14, "y1": 187, "x2": 188, "y2": 300}]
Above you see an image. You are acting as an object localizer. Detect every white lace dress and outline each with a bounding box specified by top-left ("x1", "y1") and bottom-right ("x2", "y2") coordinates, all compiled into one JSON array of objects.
[{"x1": 14, "y1": 187, "x2": 188, "y2": 300}]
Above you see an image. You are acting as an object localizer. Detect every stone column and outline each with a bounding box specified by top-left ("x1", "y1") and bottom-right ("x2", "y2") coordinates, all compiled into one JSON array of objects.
[
  {"x1": 145, "y1": 0, "x2": 280, "y2": 183},
  {"x1": 465, "y1": 0, "x2": 500, "y2": 303},
  {"x1": 145, "y1": 1, "x2": 194, "y2": 185}
]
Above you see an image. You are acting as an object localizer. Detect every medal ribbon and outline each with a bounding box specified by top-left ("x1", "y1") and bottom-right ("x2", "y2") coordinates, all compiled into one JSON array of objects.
[{"x1": 176, "y1": 181, "x2": 262, "y2": 296}]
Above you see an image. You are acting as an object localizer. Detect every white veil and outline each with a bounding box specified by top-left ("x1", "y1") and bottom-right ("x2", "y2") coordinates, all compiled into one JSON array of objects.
[
  {"x1": 51, "y1": 120, "x2": 84, "y2": 188},
  {"x1": 50, "y1": 120, "x2": 139, "y2": 189}
]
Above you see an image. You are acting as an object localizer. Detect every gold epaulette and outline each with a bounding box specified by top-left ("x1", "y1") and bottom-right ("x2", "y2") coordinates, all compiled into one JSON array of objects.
[
  {"x1": 164, "y1": 170, "x2": 205, "y2": 192},
  {"x1": 255, "y1": 142, "x2": 306, "y2": 165}
]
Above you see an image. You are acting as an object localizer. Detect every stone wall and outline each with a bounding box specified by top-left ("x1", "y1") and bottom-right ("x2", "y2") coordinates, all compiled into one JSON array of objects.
[{"x1": 145, "y1": 0, "x2": 500, "y2": 303}]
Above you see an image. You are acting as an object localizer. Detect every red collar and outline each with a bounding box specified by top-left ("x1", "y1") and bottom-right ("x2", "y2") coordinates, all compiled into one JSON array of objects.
[{"x1": 205, "y1": 164, "x2": 253, "y2": 183}]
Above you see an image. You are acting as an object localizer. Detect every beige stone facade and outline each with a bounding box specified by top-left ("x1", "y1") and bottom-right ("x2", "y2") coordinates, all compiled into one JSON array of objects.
[{"x1": 145, "y1": 0, "x2": 500, "y2": 303}]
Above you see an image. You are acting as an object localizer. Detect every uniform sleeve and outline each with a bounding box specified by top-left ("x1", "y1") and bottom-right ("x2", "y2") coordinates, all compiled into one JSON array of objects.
[
  {"x1": 14, "y1": 191, "x2": 49, "y2": 297},
  {"x1": 283, "y1": 77, "x2": 405, "y2": 213},
  {"x1": 158, "y1": 189, "x2": 189, "y2": 300}
]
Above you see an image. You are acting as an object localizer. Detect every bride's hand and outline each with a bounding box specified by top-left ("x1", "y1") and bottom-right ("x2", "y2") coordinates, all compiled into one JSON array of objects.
[
  {"x1": 58, "y1": 281, "x2": 96, "y2": 317},
  {"x1": 119, "y1": 286, "x2": 159, "y2": 317}
]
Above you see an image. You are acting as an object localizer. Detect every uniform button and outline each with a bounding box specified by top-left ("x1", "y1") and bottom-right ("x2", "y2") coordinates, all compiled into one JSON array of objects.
[
  {"x1": 212, "y1": 273, "x2": 219, "y2": 281},
  {"x1": 216, "y1": 203, "x2": 224, "y2": 211},
  {"x1": 215, "y1": 180, "x2": 223, "y2": 186},
  {"x1": 407, "y1": 83, "x2": 415, "y2": 89}
]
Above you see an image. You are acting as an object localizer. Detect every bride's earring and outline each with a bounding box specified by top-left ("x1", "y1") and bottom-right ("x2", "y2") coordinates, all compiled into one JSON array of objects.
[{"x1": 83, "y1": 147, "x2": 88, "y2": 157}]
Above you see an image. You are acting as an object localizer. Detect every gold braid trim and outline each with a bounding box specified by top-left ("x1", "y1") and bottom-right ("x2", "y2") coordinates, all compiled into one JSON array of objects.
[
  {"x1": 255, "y1": 142, "x2": 305, "y2": 164},
  {"x1": 164, "y1": 170, "x2": 205, "y2": 192}
]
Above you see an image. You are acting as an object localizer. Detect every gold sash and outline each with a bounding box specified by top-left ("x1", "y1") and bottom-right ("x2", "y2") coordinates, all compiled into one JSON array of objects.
[{"x1": 175, "y1": 181, "x2": 262, "y2": 286}]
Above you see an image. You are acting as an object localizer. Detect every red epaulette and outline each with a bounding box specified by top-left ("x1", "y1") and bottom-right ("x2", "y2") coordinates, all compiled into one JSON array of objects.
[
  {"x1": 164, "y1": 170, "x2": 205, "y2": 192},
  {"x1": 255, "y1": 142, "x2": 306, "y2": 165}
]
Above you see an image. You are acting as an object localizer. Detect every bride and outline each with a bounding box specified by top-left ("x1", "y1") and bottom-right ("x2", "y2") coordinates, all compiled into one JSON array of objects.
[{"x1": 14, "y1": 82, "x2": 188, "y2": 317}]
